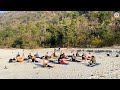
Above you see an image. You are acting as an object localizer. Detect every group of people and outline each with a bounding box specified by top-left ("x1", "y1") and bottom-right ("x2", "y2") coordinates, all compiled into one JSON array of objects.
[
  {"x1": 82, "y1": 53, "x2": 92, "y2": 60},
  {"x1": 9, "y1": 50, "x2": 97, "y2": 68},
  {"x1": 27, "y1": 53, "x2": 40, "y2": 63},
  {"x1": 9, "y1": 52, "x2": 40, "y2": 63},
  {"x1": 9, "y1": 52, "x2": 23, "y2": 63},
  {"x1": 51, "y1": 51, "x2": 96, "y2": 65},
  {"x1": 70, "y1": 52, "x2": 96, "y2": 65},
  {"x1": 82, "y1": 52, "x2": 96, "y2": 65}
]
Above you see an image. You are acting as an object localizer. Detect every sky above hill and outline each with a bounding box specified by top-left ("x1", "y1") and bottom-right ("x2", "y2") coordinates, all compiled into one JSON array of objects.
[{"x1": 0, "y1": 11, "x2": 8, "y2": 14}]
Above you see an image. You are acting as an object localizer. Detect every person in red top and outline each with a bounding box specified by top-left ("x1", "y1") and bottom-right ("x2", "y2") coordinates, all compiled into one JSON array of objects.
[
  {"x1": 82, "y1": 53, "x2": 86, "y2": 60},
  {"x1": 58, "y1": 54, "x2": 69, "y2": 65},
  {"x1": 61, "y1": 53, "x2": 68, "y2": 59}
]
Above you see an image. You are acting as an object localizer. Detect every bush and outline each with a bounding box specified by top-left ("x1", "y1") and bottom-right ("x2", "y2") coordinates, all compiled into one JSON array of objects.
[{"x1": 91, "y1": 37, "x2": 103, "y2": 47}]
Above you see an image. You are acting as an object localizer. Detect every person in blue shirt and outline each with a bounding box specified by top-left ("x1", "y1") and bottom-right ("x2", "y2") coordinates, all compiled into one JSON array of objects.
[
  {"x1": 35, "y1": 52, "x2": 40, "y2": 58},
  {"x1": 71, "y1": 54, "x2": 81, "y2": 62}
]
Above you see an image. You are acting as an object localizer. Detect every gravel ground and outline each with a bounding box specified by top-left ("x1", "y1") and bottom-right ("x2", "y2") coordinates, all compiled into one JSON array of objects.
[{"x1": 0, "y1": 48, "x2": 120, "y2": 79}]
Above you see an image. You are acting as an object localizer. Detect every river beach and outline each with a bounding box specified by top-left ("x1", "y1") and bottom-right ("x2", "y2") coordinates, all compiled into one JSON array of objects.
[{"x1": 0, "y1": 48, "x2": 120, "y2": 79}]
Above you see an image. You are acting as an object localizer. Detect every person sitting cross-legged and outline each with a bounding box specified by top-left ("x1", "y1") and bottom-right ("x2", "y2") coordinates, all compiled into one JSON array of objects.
[
  {"x1": 51, "y1": 52, "x2": 58, "y2": 58},
  {"x1": 70, "y1": 54, "x2": 81, "y2": 62},
  {"x1": 43, "y1": 56, "x2": 54, "y2": 68},
  {"x1": 45, "y1": 52, "x2": 51, "y2": 59},
  {"x1": 31, "y1": 55, "x2": 40, "y2": 63},
  {"x1": 87, "y1": 53, "x2": 92, "y2": 60},
  {"x1": 16, "y1": 54, "x2": 23, "y2": 62},
  {"x1": 27, "y1": 53, "x2": 32, "y2": 62},
  {"x1": 82, "y1": 53, "x2": 86, "y2": 60},
  {"x1": 35, "y1": 52, "x2": 40, "y2": 58},
  {"x1": 88, "y1": 56, "x2": 96, "y2": 65},
  {"x1": 61, "y1": 53, "x2": 68, "y2": 59},
  {"x1": 58, "y1": 55, "x2": 69, "y2": 65}
]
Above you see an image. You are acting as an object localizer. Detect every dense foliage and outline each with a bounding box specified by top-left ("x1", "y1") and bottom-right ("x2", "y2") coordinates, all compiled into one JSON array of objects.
[{"x1": 0, "y1": 11, "x2": 120, "y2": 49}]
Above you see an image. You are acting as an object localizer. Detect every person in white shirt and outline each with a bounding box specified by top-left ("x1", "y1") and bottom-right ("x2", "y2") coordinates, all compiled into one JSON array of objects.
[{"x1": 87, "y1": 53, "x2": 91, "y2": 60}]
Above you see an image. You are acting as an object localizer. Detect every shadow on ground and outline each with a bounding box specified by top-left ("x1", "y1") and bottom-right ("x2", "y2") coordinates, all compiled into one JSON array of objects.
[{"x1": 82, "y1": 63, "x2": 101, "y2": 67}]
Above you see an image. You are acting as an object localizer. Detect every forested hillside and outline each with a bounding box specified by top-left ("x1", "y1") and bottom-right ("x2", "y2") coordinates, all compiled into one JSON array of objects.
[{"x1": 0, "y1": 11, "x2": 120, "y2": 49}]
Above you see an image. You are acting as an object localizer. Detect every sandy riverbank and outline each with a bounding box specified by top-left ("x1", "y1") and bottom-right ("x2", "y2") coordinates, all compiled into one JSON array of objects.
[{"x1": 0, "y1": 48, "x2": 120, "y2": 79}]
